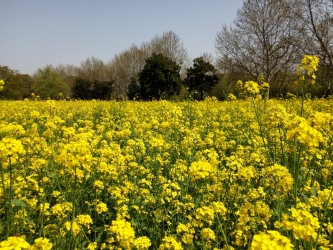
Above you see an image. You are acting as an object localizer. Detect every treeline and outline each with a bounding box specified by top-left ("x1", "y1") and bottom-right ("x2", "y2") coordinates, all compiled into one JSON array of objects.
[{"x1": 1, "y1": 0, "x2": 333, "y2": 100}]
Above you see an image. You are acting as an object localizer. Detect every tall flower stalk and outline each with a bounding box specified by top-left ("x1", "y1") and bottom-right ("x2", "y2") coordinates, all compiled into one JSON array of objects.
[
  {"x1": 0, "y1": 79, "x2": 4, "y2": 101},
  {"x1": 297, "y1": 55, "x2": 319, "y2": 117},
  {"x1": 294, "y1": 55, "x2": 319, "y2": 206},
  {"x1": 0, "y1": 79, "x2": 4, "y2": 91}
]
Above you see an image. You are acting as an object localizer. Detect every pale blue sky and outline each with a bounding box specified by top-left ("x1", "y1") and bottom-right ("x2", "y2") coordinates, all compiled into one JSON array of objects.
[{"x1": 0, "y1": 1, "x2": 243, "y2": 75}]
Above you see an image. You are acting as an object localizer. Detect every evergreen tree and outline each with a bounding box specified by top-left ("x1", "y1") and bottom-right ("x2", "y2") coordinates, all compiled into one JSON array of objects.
[
  {"x1": 91, "y1": 80, "x2": 114, "y2": 100},
  {"x1": 72, "y1": 78, "x2": 114, "y2": 100},
  {"x1": 72, "y1": 78, "x2": 92, "y2": 99},
  {"x1": 139, "y1": 53, "x2": 181, "y2": 100},
  {"x1": 127, "y1": 77, "x2": 141, "y2": 100},
  {"x1": 184, "y1": 57, "x2": 219, "y2": 100}
]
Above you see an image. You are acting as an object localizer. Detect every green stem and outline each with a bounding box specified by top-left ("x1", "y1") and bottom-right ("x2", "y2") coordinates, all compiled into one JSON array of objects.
[
  {"x1": 314, "y1": 186, "x2": 333, "y2": 249},
  {"x1": 215, "y1": 212, "x2": 230, "y2": 250},
  {"x1": 293, "y1": 142, "x2": 302, "y2": 208},
  {"x1": 8, "y1": 157, "x2": 13, "y2": 236},
  {"x1": 0, "y1": 160, "x2": 9, "y2": 237},
  {"x1": 38, "y1": 170, "x2": 45, "y2": 238},
  {"x1": 252, "y1": 99, "x2": 265, "y2": 146},
  {"x1": 252, "y1": 98, "x2": 272, "y2": 164},
  {"x1": 300, "y1": 81, "x2": 305, "y2": 117},
  {"x1": 278, "y1": 126, "x2": 286, "y2": 165},
  {"x1": 69, "y1": 166, "x2": 77, "y2": 250}
]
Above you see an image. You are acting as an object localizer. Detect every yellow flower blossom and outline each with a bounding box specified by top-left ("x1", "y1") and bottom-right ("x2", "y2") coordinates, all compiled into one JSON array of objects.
[
  {"x1": 75, "y1": 214, "x2": 93, "y2": 229},
  {"x1": 297, "y1": 54, "x2": 319, "y2": 76},
  {"x1": 0, "y1": 236, "x2": 30, "y2": 249},
  {"x1": 96, "y1": 202, "x2": 108, "y2": 214},
  {"x1": 0, "y1": 137, "x2": 25, "y2": 166},
  {"x1": 275, "y1": 208, "x2": 320, "y2": 241},
  {"x1": 160, "y1": 236, "x2": 183, "y2": 250},
  {"x1": 243, "y1": 81, "x2": 260, "y2": 95},
  {"x1": 189, "y1": 160, "x2": 214, "y2": 181},
  {"x1": 133, "y1": 236, "x2": 151, "y2": 249},
  {"x1": 250, "y1": 230, "x2": 293, "y2": 250},
  {"x1": 30, "y1": 237, "x2": 53, "y2": 250},
  {"x1": 109, "y1": 219, "x2": 135, "y2": 248},
  {"x1": 87, "y1": 242, "x2": 98, "y2": 250},
  {"x1": 0, "y1": 79, "x2": 4, "y2": 91},
  {"x1": 202, "y1": 228, "x2": 216, "y2": 241}
]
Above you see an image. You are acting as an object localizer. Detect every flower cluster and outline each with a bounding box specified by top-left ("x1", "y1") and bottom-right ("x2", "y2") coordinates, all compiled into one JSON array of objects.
[
  {"x1": 109, "y1": 219, "x2": 136, "y2": 248},
  {"x1": 297, "y1": 55, "x2": 319, "y2": 77},
  {"x1": 0, "y1": 95, "x2": 333, "y2": 249},
  {"x1": 275, "y1": 208, "x2": 320, "y2": 241},
  {"x1": 0, "y1": 236, "x2": 31, "y2": 249},
  {"x1": 189, "y1": 160, "x2": 214, "y2": 181},
  {"x1": 244, "y1": 80, "x2": 260, "y2": 95},
  {"x1": 160, "y1": 236, "x2": 183, "y2": 250},
  {"x1": 250, "y1": 230, "x2": 293, "y2": 250},
  {"x1": 236, "y1": 77, "x2": 270, "y2": 98},
  {"x1": 0, "y1": 236, "x2": 52, "y2": 250},
  {"x1": 0, "y1": 79, "x2": 4, "y2": 91},
  {"x1": 0, "y1": 137, "x2": 25, "y2": 166}
]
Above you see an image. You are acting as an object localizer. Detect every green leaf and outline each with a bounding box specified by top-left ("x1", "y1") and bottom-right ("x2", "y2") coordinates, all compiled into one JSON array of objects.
[
  {"x1": 311, "y1": 187, "x2": 317, "y2": 196},
  {"x1": 10, "y1": 199, "x2": 28, "y2": 208}
]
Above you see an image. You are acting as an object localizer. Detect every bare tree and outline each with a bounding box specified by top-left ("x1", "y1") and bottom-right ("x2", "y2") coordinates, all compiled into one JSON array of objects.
[
  {"x1": 108, "y1": 31, "x2": 189, "y2": 98},
  {"x1": 215, "y1": 0, "x2": 300, "y2": 97},
  {"x1": 290, "y1": 0, "x2": 333, "y2": 96},
  {"x1": 149, "y1": 30, "x2": 191, "y2": 73},
  {"x1": 200, "y1": 53, "x2": 215, "y2": 66},
  {"x1": 108, "y1": 44, "x2": 149, "y2": 98},
  {"x1": 75, "y1": 57, "x2": 111, "y2": 82},
  {"x1": 52, "y1": 64, "x2": 78, "y2": 89}
]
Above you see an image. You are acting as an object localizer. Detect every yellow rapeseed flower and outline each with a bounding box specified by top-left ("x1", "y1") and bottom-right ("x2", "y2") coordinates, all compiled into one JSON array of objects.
[
  {"x1": 87, "y1": 242, "x2": 98, "y2": 250},
  {"x1": 0, "y1": 79, "x2": 4, "y2": 91},
  {"x1": 75, "y1": 214, "x2": 93, "y2": 229},
  {"x1": 133, "y1": 236, "x2": 151, "y2": 249},
  {"x1": 96, "y1": 202, "x2": 108, "y2": 214},
  {"x1": 189, "y1": 160, "x2": 214, "y2": 181},
  {"x1": 0, "y1": 236, "x2": 30, "y2": 249},
  {"x1": 202, "y1": 228, "x2": 216, "y2": 241},
  {"x1": 160, "y1": 236, "x2": 183, "y2": 250},
  {"x1": 93, "y1": 180, "x2": 104, "y2": 190},
  {"x1": 0, "y1": 137, "x2": 25, "y2": 166},
  {"x1": 275, "y1": 208, "x2": 320, "y2": 241},
  {"x1": 243, "y1": 81, "x2": 260, "y2": 95},
  {"x1": 109, "y1": 219, "x2": 135, "y2": 248},
  {"x1": 297, "y1": 55, "x2": 319, "y2": 76},
  {"x1": 262, "y1": 164, "x2": 294, "y2": 195},
  {"x1": 250, "y1": 230, "x2": 293, "y2": 250},
  {"x1": 64, "y1": 221, "x2": 81, "y2": 236},
  {"x1": 194, "y1": 206, "x2": 215, "y2": 226},
  {"x1": 30, "y1": 237, "x2": 53, "y2": 250},
  {"x1": 227, "y1": 93, "x2": 237, "y2": 101}
]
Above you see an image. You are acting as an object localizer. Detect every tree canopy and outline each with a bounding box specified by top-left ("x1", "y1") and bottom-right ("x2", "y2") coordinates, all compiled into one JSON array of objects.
[
  {"x1": 184, "y1": 57, "x2": 219, "y2": 100},
  {"x1": 138, "y1": 53, "x2": 181, "y2": 100},
  {"x1": 0, "y1": 66, "x2": 33, "y2": 99},
  {"x1": 72, "y1": 78, "x2": 114, "y2": 100},
  {"x1": 33, "y1": 68, "x2": 71, "y2": 99},
  {"x1": 72, "y1": 78, "x2": 92, "y2": 99}
]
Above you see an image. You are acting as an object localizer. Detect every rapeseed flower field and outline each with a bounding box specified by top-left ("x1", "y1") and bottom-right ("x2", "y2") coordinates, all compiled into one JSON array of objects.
[{"x1": 1, "y1": 95, "x2": 333, "y2": 250}]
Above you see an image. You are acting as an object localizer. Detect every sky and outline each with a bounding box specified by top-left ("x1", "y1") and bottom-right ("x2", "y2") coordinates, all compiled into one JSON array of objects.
[{"x1": 0, "y1": 1, "x2": 244, "y2": 76}]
